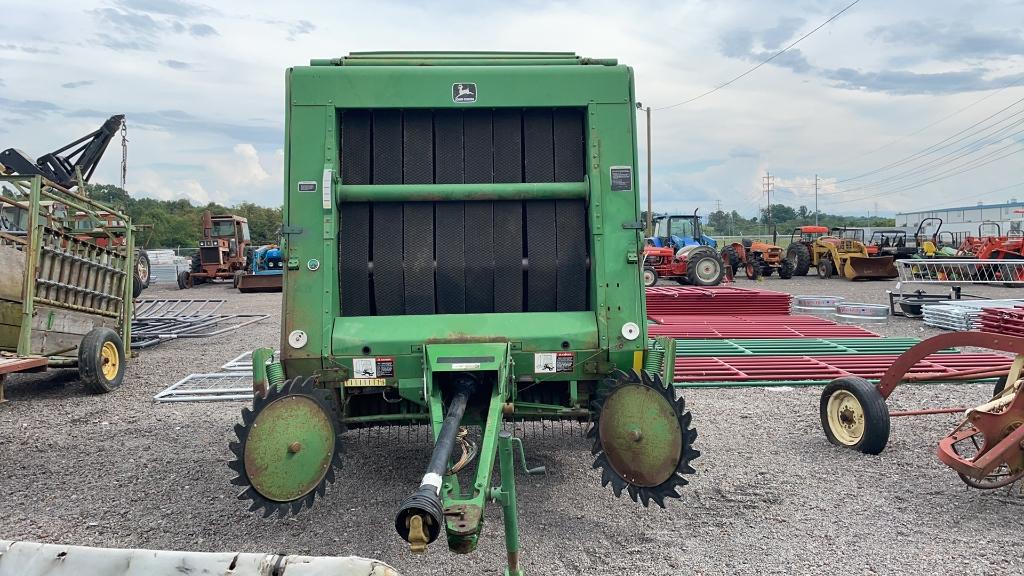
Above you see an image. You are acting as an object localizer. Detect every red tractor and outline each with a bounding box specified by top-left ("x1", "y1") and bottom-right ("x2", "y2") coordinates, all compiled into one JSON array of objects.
[
  {"x1": 177, "y1": 211, "x2": 252, "y2": 289},
  {"x1": 642, "y1": 212, "x2": 724, "y2": 287}
]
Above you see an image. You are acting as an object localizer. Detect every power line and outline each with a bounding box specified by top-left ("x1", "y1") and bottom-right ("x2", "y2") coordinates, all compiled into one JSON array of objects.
[
  {"x1": 834, "y1": 121, "x2": 1024, "y2": 195},
  {"x1": 654, "y1": 0, "x2": 862, "y2": 111},
  {"x1": 835, "y1": 95, "x2": 1024, "y2": 183},
  {"x1": 843, "y1": 76, "x2": 1024, "y2": 163},
  {"x1": 825, "y1": 146, "x2": 1024, "y2": 205}
]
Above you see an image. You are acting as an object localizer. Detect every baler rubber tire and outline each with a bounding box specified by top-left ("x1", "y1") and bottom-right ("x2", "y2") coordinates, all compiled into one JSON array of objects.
[
  {"x1": 78, "y1": 327, "x2": 126, "y2": 394},
  {"x1": 820, "y1": 376, "x2": 890, "y2": 455}
]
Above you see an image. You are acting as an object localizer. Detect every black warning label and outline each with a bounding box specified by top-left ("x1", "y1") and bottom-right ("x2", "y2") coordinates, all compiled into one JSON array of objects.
[
  {"x1": 610, "y1": 166, "x2": 633, "y2": 191},
  {"x1": 375, "y1": 357, "x2": 395, "y2": 377}
]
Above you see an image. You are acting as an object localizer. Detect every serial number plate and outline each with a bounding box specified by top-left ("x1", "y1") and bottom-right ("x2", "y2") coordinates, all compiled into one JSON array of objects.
[{"x1": 344, "y1": 378, "x2": 387, "y2": 387}]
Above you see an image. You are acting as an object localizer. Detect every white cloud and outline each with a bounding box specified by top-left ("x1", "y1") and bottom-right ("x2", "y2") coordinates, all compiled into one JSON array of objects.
[{"x1": 0, "y1": 0, "x2": 1020, "y2": 217}]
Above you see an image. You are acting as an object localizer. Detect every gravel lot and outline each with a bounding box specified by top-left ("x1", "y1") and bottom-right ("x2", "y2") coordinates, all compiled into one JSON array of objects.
[{"x1": 1, "y1": 276, "x2": 1022, "y2": 575}]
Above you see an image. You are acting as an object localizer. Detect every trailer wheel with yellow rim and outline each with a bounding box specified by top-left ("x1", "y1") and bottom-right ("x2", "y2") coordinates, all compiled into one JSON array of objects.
[
  {"x1": 78, "y1": 328, "x2": 126, "y2": 394},
  {"x1": 819, "y1": 376, "x2": 890, "y2": 454}
]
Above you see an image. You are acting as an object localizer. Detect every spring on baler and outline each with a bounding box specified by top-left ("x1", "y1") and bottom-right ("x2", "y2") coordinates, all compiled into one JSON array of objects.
[
  {"x1": 645, "y1": 343, "x2": 665, "y2": 374},
  {"x1": 266, "y1": 362, "x2": 285, "y2": 390}
]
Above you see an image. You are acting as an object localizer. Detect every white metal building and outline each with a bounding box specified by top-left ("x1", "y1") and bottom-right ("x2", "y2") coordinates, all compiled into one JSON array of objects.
[{"x1": 896, "y1": 201, "x2": 1024, "y2": 236}]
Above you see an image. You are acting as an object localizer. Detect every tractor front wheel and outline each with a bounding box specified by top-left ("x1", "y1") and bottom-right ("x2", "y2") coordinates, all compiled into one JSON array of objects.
[
  {"x1": 820, "y1": 376, "x2": 889, "y2": 454},
  {"x1": 79, "y1": 328, "x2": 126, "y2": 394},
  {"x1": 177, "y1": 270, "x2": 191, "y2": 290},
  {"x1": 744, "y1": 260, "x2": 760, "y2": 281},
  {"x1": 643, "y1": 267, "x2": 658, "y2": 287},
  {"x1": 779, "y1": 259, "x2": 794, "y2": 279},
  {"x1": 817, "y1": 257, "x2": 833, "y2": 279}
]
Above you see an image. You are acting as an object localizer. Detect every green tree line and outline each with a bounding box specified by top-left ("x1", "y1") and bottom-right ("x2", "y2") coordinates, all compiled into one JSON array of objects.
[
  {"x1": 704, "y1": 204, "x2": 894, "y2": 237},
  {"x1": 86, "y1": 184, "x2": 283, "y2": 249}
]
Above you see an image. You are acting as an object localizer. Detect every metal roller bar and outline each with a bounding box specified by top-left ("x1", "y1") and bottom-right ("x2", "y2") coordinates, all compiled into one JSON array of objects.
[{"x1": 337, "y1": 182, "x2": 588, "y2": 202}]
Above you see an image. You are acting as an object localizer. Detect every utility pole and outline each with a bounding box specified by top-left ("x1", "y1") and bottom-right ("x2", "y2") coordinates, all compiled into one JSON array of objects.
[
  {"x1": 716, "y1": 199, "x2": 722, "y2": 213},
  {"x1": 814, "y1": 174, "x2": 819, "y2": 226},
  {"x1": 762, "y1": 172, "x2": 774, "y2": 233},
  {"x1": 637, "y1": 102, "x2": 652, "y2": 236}
]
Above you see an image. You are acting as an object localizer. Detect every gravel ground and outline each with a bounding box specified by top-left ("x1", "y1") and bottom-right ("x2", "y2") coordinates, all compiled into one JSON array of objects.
[{"x1": 1, "y1": 276, "x2": 1023, "y2": 575}]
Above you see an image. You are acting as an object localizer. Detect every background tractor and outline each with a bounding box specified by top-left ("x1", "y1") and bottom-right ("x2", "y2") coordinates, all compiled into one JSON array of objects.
[
  {"x1": 643, "y1": 211, "x2": 724, "y2": 286},
  {"x1": 230, "y1": 52, "x2": 699, "y2": 576},
  {"x1": 812, "y1": 234, "x2": 897, "y2": 280},
  {"x1": 722, "y1": 238, "x2": 793, "y2": 280},
  {"x1": 785, "y1": 225, "x2": 828, "y2": 276},
  {"x1": 177, "y1": 211, "x2": 251, "y2": 289},
  {"x1": 234, "y1": 244, "x2": 283, "y2": 293}
]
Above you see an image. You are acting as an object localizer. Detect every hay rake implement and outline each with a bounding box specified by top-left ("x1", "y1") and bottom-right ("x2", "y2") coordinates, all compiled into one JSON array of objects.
[{"x1": 819, "y1": 331, "x2": 1024, "y2": 489}]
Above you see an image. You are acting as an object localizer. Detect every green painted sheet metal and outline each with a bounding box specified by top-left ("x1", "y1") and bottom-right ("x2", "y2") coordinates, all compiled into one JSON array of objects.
[
  {"x1": 674, "y1": 338, "x2": 957, "y2": 357},
  {"x1": 310, "y1": 51, "x2": 617, "y2": 67}
]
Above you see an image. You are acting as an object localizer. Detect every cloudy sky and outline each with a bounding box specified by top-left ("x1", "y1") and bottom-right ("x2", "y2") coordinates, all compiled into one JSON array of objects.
[{"x1": 1, "y1": 0, "x2": 1022, "y2": 217}]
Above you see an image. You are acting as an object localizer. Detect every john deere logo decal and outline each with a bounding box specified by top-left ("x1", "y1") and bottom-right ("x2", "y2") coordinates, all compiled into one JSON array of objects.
[{"x1": 453, "y1": 83, "x2": 477, "y2": 103}]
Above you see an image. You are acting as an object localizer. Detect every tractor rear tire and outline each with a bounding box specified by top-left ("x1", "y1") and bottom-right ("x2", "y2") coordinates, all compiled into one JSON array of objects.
[
  {"x1": 643, "y1": 267, "x2": 658, "y2": 287},
  {"x1": 687, "y1": 253, "x2": 724, "y2": 286},
  {"x1": 722, "y1": 246, "x2": 741, "y2": 278},
  {"x1": 779, "y1": 259, "x2": 794, "y2": 279},
  {"x1": 78, "y1": 328, "x2": 126, "y2": 394},
  {"x1": 820, "y1": 376, "x2": 889, "y2": 455},
  {"x1": 787, "y1": 243, "x2": 810, "y2": 276},
  {"x1": 177, "y1": 270, "x2": 190, "y2": 290}
]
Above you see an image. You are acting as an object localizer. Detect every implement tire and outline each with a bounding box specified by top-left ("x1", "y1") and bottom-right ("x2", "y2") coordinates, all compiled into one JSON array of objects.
[
  {"x1": 820, "y1": 376, "x2": 889, "y2": 455},
  {"x1": 79, "y1": 328, "x2": 126, "y2": 394}
]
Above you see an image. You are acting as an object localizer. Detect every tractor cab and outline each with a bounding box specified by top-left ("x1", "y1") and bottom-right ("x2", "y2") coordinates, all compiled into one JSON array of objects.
[
  {"x1": 201, "y1": 214, "x2": 251, "y2": 263},
  {"x1": 648, "y1": 211, "x2": 717, "y2": 249},
  {"x1": 791, "y1": 225, "x2": 829, "y2": 245},
  {"x1": 830, "y1": 227, "x2": 864, "y2": 243}
]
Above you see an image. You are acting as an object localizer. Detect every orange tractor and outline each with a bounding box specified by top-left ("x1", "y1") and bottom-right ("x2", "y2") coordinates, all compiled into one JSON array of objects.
[
  {"x1": 177, "y1": 211, "x2": 252, "y2": 289},
  {"x1": 722, "y1": 238, "x2": 794, "y2": 280}
]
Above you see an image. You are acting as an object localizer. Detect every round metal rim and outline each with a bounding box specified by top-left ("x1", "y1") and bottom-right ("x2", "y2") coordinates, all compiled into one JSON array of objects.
[
  {"x1": 100, "y1": 341, "x2": 119, "y2": 380},
  {"x1": 696, "y1": 259, "x2": 721, "y2": 283},
  {"x1": 826, "y1": 390, "x2": 864, "y2": 446},
  {"x1": 244, "y1": 395, "x2": 336, "y2": 503}
]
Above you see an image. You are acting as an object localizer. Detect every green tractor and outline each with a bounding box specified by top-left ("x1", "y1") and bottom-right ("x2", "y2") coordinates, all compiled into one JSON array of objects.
[{"x1": 228, "y1": 52, "x2": 699, "y2": 574}]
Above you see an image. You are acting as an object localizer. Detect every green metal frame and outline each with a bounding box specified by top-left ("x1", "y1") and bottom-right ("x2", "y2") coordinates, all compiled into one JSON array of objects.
[{"x1": 0, "y1": 174, "x2": 134, "y2": 360}]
